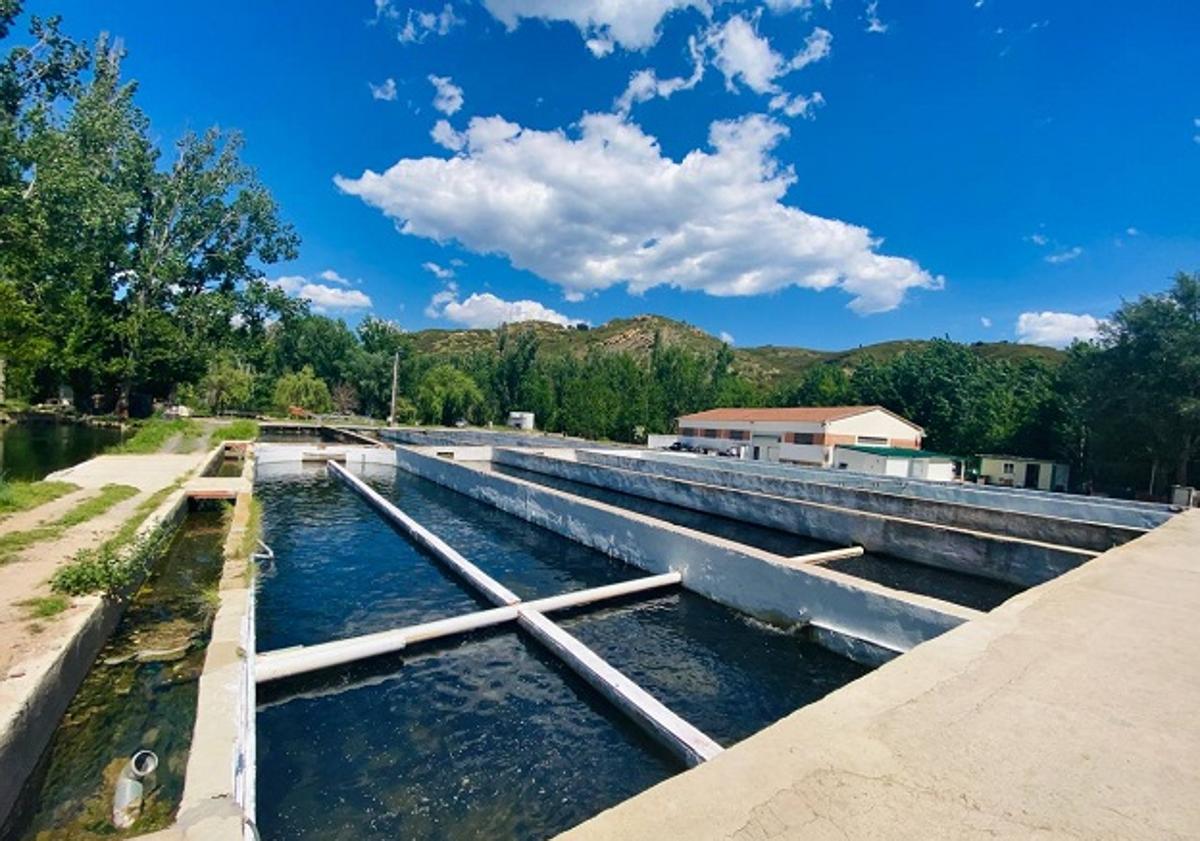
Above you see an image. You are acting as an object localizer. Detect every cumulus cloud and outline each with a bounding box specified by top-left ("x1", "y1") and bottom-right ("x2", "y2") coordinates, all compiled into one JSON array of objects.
[
  {"x1": 397, "y1": 2, "x2": 462, "y2": 43},
  {"x1": 706, "y1": 15, "x2": 830, "y2": 113},
  {"x1": 369, "y1": 78, "x2": 397, "y2": 101},
  {"x1": 426, "y1": 285, "x2": 583, "y2": 328},
  {"x1": 335, "y1": 112, "x2": 942, "y2": 314},
  {"x1": 1045, "y1": 246, "x2": 1083, "y2": 264},
  {"x1": 429, "y1": 74, "x2": 464, "y2": 115},
  {"x1": 481, "y1": 0, "x2": 708, "y2": 55},
  {"x1": 422, "y1": 261, "x2": 455, "y2": 279},
  {"x1": 431, "y1": 119, "x2": 466, "y2": 151},
  {"x1": 980, "y1": 316, "x2": 992, "y2": 328},
  {"x1": 763, "y1": 0, "x2": 830, "y2": 11},
  {"x1": 318, "y1": 269, "x2": 356, "y2": 286},
  {"x1": 719, "y1": 330, "x2": 735, "y2": 344},
  {"x1": 271, "y1": 274, "x2": 373, "y2": 312},
  {"x1": 1016, "y1": 311, "x2": 1104, "y2": 347}
]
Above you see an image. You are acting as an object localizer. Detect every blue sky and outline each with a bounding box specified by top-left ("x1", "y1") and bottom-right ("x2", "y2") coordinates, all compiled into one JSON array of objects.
[{"x1": 16, "y1": 0, "x2": 1200, "y2": 349}]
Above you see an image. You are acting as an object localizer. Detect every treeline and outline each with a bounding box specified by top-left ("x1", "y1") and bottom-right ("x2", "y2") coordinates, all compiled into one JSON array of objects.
[{"x1": 1, "y1": 8, "x2": 1196, "y2": 498}]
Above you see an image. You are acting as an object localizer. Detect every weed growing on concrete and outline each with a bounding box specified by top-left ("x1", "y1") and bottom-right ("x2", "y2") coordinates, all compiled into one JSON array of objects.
[
  {"x1": 51, "y1": 523, "x2": 171, "y2": 598},
  {"x1": 110, "y1": 417, "x2": 202, "y2": 454},
  {"x1": 210, "y1": 419, "x2": 259, "y2": 444},
  {"x1": 17, "y1": 594, "x2": 70, "y2": 618}
]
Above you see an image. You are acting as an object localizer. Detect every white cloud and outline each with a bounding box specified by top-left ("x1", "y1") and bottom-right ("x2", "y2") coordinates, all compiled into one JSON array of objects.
[
  {"x1": 481, "y1": 0, "x2": 708, "y2": 54},
  {"x1": 335, "y1": 112, "x2": 942, "y2": 314},
  {"x1": 319, "y1": 269, "x2": 355, "y2": 286},
  {"x1": 719, "y1": 330, "x2": 735, "y2": 344},
  {"x1": 1125, "y1": 226, "x2": 1139, "y2": 236},
  {"x1": 763, "y1": 0, "x2": 830, "y2": 11},
  {"x1": 422, "y1": 261, "x2": 456, "y2": 279},
  {"x1": 1193, "y1": 117, "x2": 1200, "y2": 144},
  {"x1": 426, "y1": 287, "x2": 583, "y2": 328},
  {"x1": 706, "y1": 15, "x2": 830, "y2": 97},
  {"x1": 615, "y1": 35, "x2": 705, "y2": 115},
  {"x1": 369, "y1": 77, "x2": 397, "y2": 101},
  {"x1": 1045, "y1": 246, "x2": 1083, "y2": 264},
  {"x1": 980, "y1": 316, "x2": 992, "y2": 328},
  {"x1": 271, "y1": 274, "x2": 373, "y2": 312},
  {"x1": 429, "y1": 74, "x2": 464, "y2": 115},
  {"x1": 431, "y1": 119, "x2": 466, "y2": 151},
  {"x1": 1027, "y1": 232, "x2": 1048, "y2": 246},
  {"x1": 865, "y1": 1, "x2": 887, "y2": 33},
  {"x1": 1016, "y1": 311, "x2": 1104, "y2": 347},
  {"x1": 397, "y1": 3, "x2": 462, "y2": 43},
  {"x1": 768, "y1": 90, "x2": 824, "y2": 118}
]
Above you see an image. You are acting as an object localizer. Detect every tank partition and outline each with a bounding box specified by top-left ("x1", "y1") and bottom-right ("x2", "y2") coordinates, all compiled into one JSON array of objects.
[
  {"x1": 489, "y1": 448, "x2": 1094, "y2": 589},
  {"x1": 392, "y1": 446, "x2": 976, "y2": 655},
  {"x1": 601, "y1": 449, "x2": 1172, "y2": 530}
]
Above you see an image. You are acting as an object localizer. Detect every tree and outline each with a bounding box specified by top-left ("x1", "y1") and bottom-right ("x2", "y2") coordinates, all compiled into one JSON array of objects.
[
  {"x1": 273, "y1": 366, "x2": 331, "y2": 415},
  {"x1": 415, "y1": 364, "x2": 484, "y2": 426},
  {"x1": 197, "y1": 353, "x2": 253, "y2": 414},
  {"x1": 331, "y1": 382, "x2": 359, "y2": 415}
]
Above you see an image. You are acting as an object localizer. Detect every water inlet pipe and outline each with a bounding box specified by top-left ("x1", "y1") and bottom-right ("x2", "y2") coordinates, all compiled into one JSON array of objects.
[{"x1": 111, "y1": 749, "x2": 158, "y2": 829}]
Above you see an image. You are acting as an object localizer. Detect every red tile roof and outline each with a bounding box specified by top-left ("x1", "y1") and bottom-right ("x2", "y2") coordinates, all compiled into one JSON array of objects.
[{"x1": 678, "y1": 405, "x2": 921, "y2": 431}]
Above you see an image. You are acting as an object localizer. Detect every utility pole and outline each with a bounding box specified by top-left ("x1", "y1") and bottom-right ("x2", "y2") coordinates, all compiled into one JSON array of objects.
[{"x1": 388, "y1": 351, "x2": 399, "y2": 427}]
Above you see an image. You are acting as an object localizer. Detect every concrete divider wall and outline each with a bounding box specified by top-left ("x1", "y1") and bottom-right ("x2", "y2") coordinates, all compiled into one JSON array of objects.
[
  {"x1": 393, "y1": 447, "x2": 976, "y2": 653},
  {"x1": 617, "y1": 450, "x2": 1173, "y2": 529},
  {"x1": 494, "y1": 449, "x2": 1094, "y2": 588},
  {"x1": 558, "y1": 450, "x2": 1143, "y2": 551}
]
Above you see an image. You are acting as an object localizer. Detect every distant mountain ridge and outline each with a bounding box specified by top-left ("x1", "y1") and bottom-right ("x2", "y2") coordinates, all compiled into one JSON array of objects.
[{"x1": 408, "y1": 314, "x2": 1065, "y2": 384}]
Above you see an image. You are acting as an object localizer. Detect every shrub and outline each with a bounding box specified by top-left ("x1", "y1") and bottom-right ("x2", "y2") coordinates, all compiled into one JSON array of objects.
[
  {"x1": 51, "y1": 524, "x2": 170, "y2": 598},
  {"x1": 272, "y1": 366, "x2": 332, "y2": 415}
]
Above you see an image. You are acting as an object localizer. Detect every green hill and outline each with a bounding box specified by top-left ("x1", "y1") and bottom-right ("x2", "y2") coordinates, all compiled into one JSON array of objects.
[{"x1": 407, "y1": 314, "x2": 1065, "y2": 385}]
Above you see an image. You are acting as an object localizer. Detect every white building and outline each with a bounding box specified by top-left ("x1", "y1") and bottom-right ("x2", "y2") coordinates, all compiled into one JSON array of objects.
[
  {"x1": 976, "y1": 455, "x2": 1070, "y2": 492},
  {"x1": 832, "y1": 444, "x2": 959, "y2": 482},
  {"x1": 507, "y1": 411, "x2": 535, "y2": 431},
  {"x1": 676, "y1": 406, "x2": 924, "y2": 466}
]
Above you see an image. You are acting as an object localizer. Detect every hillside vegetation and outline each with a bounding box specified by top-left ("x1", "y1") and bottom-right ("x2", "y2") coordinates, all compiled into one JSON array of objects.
[{"x1": 409, "y1": 314, "x2": 1065, "y2": 385}]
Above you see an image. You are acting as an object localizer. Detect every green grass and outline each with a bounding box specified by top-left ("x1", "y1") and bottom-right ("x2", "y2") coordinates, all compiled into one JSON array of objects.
[
  {"x1": 17, "y1": 594, "x2": 70, "y2": 619},
  {"x1": 209, "y1": 418, "x2": 259, "y2": 444},
  {"x1": 100, "y1": 481, "x2": 181, "y2": 555},
  {"x1": 0, "y1": 478, "x2": 79, "y2": 516},
  {"x1": 110, "y1": 417, "x2": 203, "y2": 454},
  {"x1": 0, "y1": 483, "x2": 139, "y2": 563}
]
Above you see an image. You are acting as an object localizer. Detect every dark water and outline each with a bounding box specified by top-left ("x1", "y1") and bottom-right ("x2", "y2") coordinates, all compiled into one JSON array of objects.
[
  {"x1": 4, "y1": 508, "x2": 227, "y2": 841},
  {"x1": 821, "y1": 554, "x2": 1023, "y2": 612},
  {"x1": 490, "y1": 462, "x2": 834, "y2": 557},
  {"x1": 0, "y1": 423, "x2": 123, "y2": 481},
  {"x1": 255, "y1": 464, "x2": 870, "y2": 840},
  {"x1": 493, "y1": 462, "x2": 1018, "y2": 612}
]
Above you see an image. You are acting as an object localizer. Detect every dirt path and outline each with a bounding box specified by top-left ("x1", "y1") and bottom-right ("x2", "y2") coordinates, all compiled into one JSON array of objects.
[
  {"x1": 0, "y1": 487, "x2": 98, "y2": 534},
  {"x1": 1, "y1": 453, "x2": 209, "y2": 678}
]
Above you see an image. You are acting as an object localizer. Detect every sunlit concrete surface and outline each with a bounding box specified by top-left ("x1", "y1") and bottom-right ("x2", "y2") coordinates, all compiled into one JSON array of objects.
[{"x1": 559, "y1": 509, "x2": 1200, "y2": 841}]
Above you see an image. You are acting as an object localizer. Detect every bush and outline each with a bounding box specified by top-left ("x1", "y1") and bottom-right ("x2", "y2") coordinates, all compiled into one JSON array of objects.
[{"x1": 51, "y1": 524, "x2": 170, "y2": 598}]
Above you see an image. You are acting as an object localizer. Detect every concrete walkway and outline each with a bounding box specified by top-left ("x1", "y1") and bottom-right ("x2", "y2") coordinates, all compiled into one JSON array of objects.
[{"x1": 559, "y1": 509, "x2": 1200, "y2": 841}]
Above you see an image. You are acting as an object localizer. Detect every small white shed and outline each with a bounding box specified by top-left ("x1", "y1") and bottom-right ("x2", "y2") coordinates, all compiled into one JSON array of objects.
[{"x1": 832, "y1": 445, "x2": 959, "y2": 482}]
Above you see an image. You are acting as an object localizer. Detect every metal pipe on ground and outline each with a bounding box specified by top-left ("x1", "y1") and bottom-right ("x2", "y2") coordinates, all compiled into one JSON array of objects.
[
  {"x1": 788, "y1": 546, "x2": 864, "y2": 565},
  {"x1": 256, "y1": 572, "x2": 682, "y2": 683}
]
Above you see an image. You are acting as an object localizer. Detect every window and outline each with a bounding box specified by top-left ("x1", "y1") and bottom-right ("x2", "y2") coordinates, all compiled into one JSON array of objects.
[
  {"x1": 1003, "y1": 463, "x2": 1014, "y2": 474},
  {"x1": 837, "y1": 462, "x2": 849, "y2": 470},
  {"x1": 681, "y1": 427, "x2": 698, "y2": 437},
  {"x1": 704, "y1": 429, "x2": 719, "y2": 438},
  {"x1": 856, "y1": 435, "x2": 888, "y2": 446},
  {"x1": 792, "y1": 432, "x2": 815, "y2": 445},
  {"x1": 729, "y1": 429, "x2": 749, "y2": 441}
]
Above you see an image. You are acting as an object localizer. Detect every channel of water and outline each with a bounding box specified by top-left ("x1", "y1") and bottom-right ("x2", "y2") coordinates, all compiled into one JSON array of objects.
[
  {"x1": 255, "y1": 464, "x2": 869, "y2": 840},
  {"x1": 1, "y1": 507, "x2": 227, "y2": 841},
  {"x1": 0, "y1": 422, "x2": 123, "y2": 481}
]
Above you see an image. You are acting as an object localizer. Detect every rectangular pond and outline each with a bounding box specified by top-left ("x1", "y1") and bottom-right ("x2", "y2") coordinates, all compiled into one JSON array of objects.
[{"x1": 254, "y1": 462, "x2": 873, "y2": 840}]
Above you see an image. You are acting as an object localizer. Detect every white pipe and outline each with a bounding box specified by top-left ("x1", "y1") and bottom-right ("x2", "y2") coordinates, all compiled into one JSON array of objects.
[
  {"x1": 787, "y1": 546, "x2": 865, "y2": 565},
  {"x1": 327, "y1": 460, "x2": 520, "y2": 606},
  {"x1": 112, "y1": 749, "x2": 158, "y2": 829},
  {"x1": 256, "y1": 572, "x2": 682, "y2": 683},
  {"x1": 517, "y1": 609, "x2": 723, "y2": 767}
]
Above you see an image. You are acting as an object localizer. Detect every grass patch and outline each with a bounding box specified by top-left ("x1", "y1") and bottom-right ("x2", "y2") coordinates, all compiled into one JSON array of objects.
[
  {"x1": 110, "y1": 417, "x2": 202, "y2": 454},
  {"x1": 0, "y1": 484, "x2": 139, "y2": 563},
  {"x1": 17, "y1": 594, "x2": 70, "y2": 618},
  {"x1": 209, "y1": 418, "x2": 259, "y2": 444},
  {"x1": 51, "y1": 523, "x2": 171, "y2": 597},
  {"x1": 0, "y1": 477, "x2": 79, "y2": 516}
]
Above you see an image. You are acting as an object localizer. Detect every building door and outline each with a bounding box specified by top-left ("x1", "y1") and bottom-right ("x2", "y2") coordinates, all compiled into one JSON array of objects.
[
  {"x1": 1023, "y1": 462, "x2": 1041, "y2": 488},
  {"x1": 753, "y1": 446, "x2": 760, "y2": 460}
]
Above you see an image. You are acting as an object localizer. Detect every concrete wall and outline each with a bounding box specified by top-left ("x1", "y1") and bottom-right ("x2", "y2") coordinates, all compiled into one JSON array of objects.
[
  {"x1": 494, "y1": 449, "x2": 1095, "y2": 587},
  {"x1": 393, "y1": 446, "x2": 975, "y2": 653},
  {"x1": 605, "y1": 449, "x2": 1170, "y2": 530}
]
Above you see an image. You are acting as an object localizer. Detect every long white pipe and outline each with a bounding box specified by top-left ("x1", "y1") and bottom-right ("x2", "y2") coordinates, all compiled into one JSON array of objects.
[
  {"x1": 256, "y1": 572, "x2": 682, "y2": 683},
  {"x1": 787, "y1": 546, "x2": 865, "y2": 565},
  {"x1": 327, "y1": 459, "x2": 520, "y2": 606}
]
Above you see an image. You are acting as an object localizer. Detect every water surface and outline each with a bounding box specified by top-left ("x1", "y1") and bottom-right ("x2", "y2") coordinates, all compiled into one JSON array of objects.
[{"x1": 0, "y1": 422, "x2": 123, "y2": 481}]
